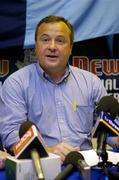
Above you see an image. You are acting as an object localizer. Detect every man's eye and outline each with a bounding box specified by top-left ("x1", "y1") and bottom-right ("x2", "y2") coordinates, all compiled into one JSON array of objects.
[
  {"x1": 40, "y1": 36, "x2": 49, "y2": 42},
  {"x1": 56, "y1": 39, "x2": 65, "y2": 44},
  {"x1": 42, "y1": 38, "x2": 49, "y2": 42}
]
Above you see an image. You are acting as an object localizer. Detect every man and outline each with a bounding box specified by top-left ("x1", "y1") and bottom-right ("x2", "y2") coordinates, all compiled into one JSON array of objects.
[{"x1": 0, "y1": 15, "x2": 118, "y2": 161}]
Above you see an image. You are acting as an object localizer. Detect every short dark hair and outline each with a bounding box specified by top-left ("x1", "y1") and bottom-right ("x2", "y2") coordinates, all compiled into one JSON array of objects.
[{"x1": 35, "y1": 15, "x2": 74, "y2": 45}]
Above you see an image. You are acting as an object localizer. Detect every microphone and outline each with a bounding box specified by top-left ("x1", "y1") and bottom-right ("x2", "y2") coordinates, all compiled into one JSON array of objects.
[
  {"x1": 13, "y1": 121, "x2": 49, "y2": 180},
  {"x1": 93, "y1": 96, "x2": 119, "y2": 159},
  {"x1": 13, "y1": 121, "x2": 48, "y2": 158},
  {"x1": 95, "y1": 95, "x2": 119, "y2": 119},
  {"x1": 55, "y1": 151, "x2": 90, "y2": 180},
  {"x1": 19, "y1": 120, "x2": 35, "y2": 138}
]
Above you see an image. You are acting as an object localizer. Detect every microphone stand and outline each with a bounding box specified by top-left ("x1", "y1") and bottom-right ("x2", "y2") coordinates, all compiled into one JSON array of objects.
[
  {"x1": 92, "y1": 135, "x2": 114, "y2": 180},
  {"x1": 96, "y1": 130, "x2": 113, "y2": 168},
  {"x1": 97, "y1": 145, "x2": 113, "y2": 168},
  {"x1": 96, "y1": 140, "x2": 115, "y2": 180}
]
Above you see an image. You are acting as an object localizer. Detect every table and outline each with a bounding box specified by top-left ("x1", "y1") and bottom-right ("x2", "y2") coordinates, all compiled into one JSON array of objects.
[{"x1": 1, "y1": 149, "x2": 119, "y2": 180}]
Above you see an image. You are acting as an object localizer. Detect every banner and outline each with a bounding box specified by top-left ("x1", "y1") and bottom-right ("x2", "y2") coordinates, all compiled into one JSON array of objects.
[
  {"x1": 0, "y1": 0, "x2": 119, "y2": 48},
  {"x1": 25, "y1": 0, "x2": 119, "y2": 47}
]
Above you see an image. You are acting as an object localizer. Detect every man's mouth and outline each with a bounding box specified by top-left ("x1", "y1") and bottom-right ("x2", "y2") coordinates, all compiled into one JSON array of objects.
[{"x1": 46, "y1": 55, "x2": 58, "y2": 60}]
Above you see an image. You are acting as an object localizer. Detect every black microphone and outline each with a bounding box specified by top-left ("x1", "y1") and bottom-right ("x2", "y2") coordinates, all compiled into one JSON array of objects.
[
  {"x1": 95, "y1": 95, "x2": 119, "y2": 119},
  {"x1": 55, "y1": 151, "x2": 90, "y2": 180},
  {"x1": 19, "y1": 120, "x2": 35, "y2": 138},
  {"x1": 13, "y1": 121, "x2": 49, "y2": 180},
  {"x1": 94, "y1": 96, "x2": 119, "y2": 159},
  {"x1": 14, "y1": 120, "x2": 48, "y2": 158},
  {"x1": 19, "y1": 121, "x2": 45, "y2": 179}
]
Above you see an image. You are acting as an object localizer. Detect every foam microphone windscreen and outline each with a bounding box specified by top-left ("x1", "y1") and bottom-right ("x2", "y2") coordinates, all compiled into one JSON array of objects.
[
  {"x1": 64, "y1": 151, "x2": 84, "y2": 168},
  {"x1": 64, "y1": 151, "x2": 90, "y2": 170},
  {"x1": 95, "y1": 96, "x2": 119, "y2": 119},
  {"x1": 19, "y1": 121, "x2": 35, "y2": 138},
  {"x1": 55, "y1": 151, "x2": 88, "y2": 180}
]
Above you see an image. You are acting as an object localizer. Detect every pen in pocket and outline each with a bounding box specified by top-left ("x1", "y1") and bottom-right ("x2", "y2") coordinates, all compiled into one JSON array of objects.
[{"x1": 73, "y1": 101, "x2": 77, "y2": 112}]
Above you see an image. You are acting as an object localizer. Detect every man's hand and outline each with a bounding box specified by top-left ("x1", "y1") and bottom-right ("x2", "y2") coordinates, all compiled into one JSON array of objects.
[
  {"x1": 0, "y1": 150, "x2": 12, "y2": 169},
  {"x1": 0, "y1": 151, "x2": 6, "y2": 169},
  {"x1": 47, "y1": 143, "x2": 80, "y2": 161}
]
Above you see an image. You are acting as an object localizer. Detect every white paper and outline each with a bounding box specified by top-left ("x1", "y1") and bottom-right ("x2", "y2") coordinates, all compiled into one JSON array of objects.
[{"x1": 80, "y1": 149, "x2": 119, "y2": 166}]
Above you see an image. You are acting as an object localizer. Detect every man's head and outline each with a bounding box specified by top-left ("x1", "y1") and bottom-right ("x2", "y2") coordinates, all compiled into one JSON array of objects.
[
  {"x1": 35, "y1": 15, "x2": 74, "y2": 81},
  {"x1": 35, "y1": 15, "x2": 74, "y2": 46}
]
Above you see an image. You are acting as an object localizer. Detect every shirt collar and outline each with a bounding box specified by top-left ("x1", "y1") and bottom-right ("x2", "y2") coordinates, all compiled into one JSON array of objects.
[{"x1": 36, "y1": 62, "x2": 70, "y2": 84}]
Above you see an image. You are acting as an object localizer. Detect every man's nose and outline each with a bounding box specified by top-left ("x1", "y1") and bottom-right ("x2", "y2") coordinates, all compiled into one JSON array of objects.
[{"x1": 48, "y1": 40, "x2": 56, "y2": 49}]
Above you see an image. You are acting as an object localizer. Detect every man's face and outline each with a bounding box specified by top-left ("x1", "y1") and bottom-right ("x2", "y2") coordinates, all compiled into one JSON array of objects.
[{"x1": 35, "y1": 22, "x2": 72, "y2": 75}]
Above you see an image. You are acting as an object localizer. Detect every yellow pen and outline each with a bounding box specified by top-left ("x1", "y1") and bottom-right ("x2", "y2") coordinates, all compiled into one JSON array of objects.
[{"x1": 73, "y1": 101, "x2": 77, "y2": 112}]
